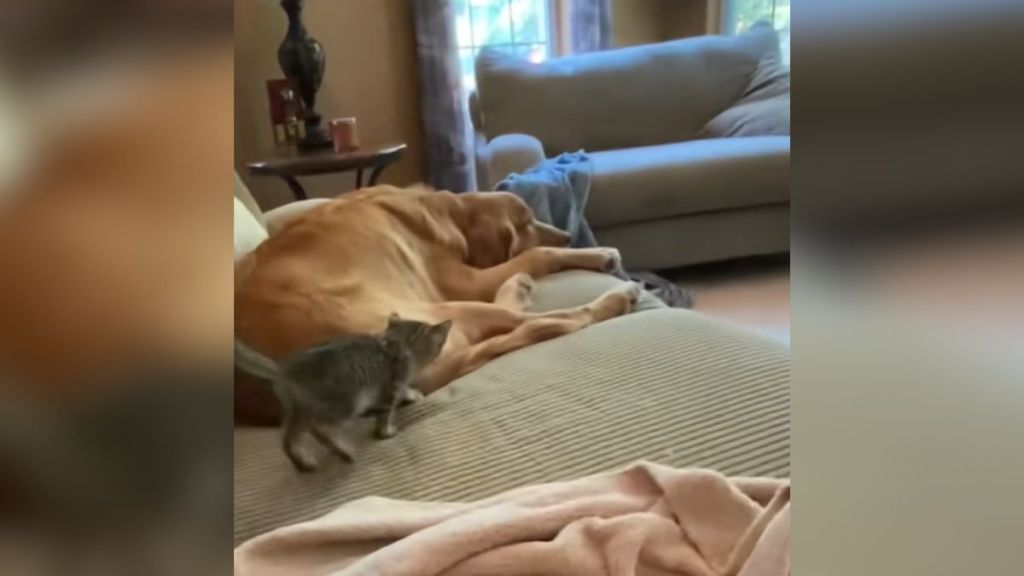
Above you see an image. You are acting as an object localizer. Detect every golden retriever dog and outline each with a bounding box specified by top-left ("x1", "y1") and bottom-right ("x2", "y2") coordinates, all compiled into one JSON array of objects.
[{"x1": 235, "y1": 185, "x2": 641, "y2": 394}]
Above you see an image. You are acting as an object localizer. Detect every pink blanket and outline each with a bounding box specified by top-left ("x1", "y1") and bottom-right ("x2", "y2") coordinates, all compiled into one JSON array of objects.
[{"x1": 235, "y1": 462, "x2": 790, "y2": 576}]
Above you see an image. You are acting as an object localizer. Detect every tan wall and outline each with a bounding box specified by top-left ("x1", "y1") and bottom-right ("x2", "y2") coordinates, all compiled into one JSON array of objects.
[
  {"x1": 235, "y1": 0, "x2": 425, "y2": 210},
  {"x1": 662, "y1": 0, "x2": 709, "y2": 39},
  {"x1": 612, "y1": 0, "x2": 663, "y2": 47},
  {"x1": 612, "y1": 0, "x2": 709, "y2": 47}
]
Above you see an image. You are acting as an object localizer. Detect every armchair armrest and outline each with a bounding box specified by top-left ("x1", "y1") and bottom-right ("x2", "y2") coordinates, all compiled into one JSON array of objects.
[{"x1": 476, "y1": 133, "x2": 547, "y2": 190}]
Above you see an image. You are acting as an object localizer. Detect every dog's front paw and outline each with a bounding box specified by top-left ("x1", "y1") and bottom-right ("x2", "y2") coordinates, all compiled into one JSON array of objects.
[{"x1": 597, "y1": 247, "x2": 622, "y2": 273}]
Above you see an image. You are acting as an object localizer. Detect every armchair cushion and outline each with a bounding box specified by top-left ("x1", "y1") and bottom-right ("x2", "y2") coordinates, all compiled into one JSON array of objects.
[{"x1": 587, "y1": 136, "x2": 790, "y2": 228}]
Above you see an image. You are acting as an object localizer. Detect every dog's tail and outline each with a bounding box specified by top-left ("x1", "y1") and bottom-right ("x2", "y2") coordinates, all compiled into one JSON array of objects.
[{"x1": 234, "y1": 339, "x2": 280, "y2": 380}]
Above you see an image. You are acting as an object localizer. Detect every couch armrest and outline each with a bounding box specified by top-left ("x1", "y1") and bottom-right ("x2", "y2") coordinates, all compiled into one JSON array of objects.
[
  {"x1": 478, "y1": 133, "x2": 546, "y2": 190},
  {"x1": 263, "y1": 198, "x2": 330, "y2": 236}
]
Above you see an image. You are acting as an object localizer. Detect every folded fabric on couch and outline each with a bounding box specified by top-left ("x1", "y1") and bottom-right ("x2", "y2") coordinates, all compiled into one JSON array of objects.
[
  {"x1": 496, "y1": 151, "x2": 599, "y2": 249},
  {"x1": 235, "y1": 462, "x2": 791, "y2": 576},
  {"x1": 496, "y1": 153, "x2": 693, "y2": 308}
]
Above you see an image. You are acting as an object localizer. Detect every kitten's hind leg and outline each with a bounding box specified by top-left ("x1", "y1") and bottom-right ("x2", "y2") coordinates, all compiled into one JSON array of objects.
[
  {"x1": 282, "y1": 409, "x2": 318, "y2": 472},
  {"x1": 310, "y1": 425, "x2": 356, "y2": 463}
]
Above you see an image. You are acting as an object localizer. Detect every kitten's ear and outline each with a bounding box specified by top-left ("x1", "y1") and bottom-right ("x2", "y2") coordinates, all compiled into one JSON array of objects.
[{"x1": 388, "y1": 312, "x2": 401, "y2": 325}]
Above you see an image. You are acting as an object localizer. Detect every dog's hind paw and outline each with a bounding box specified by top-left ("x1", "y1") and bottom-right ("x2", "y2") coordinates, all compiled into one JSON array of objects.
[
  {"x1": 496, "y1": 272, "x2": 536, "y2": 309},
  {"x1": 624, "y1": 281, "x2": 643, "y2": 304}
]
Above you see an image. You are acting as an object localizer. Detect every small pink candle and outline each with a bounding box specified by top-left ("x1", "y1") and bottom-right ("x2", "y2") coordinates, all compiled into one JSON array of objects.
[{"x1": 329, "y1": 117, "x2": 360, "y2": 152}]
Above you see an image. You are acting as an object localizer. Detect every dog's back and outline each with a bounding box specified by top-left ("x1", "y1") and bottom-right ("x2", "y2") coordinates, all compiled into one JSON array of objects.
[{"x1": 234, "y1": 187, "x2": 461, "y2": 359}]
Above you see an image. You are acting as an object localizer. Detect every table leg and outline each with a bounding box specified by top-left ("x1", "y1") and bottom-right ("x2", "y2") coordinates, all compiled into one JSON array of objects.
[
  {"x1": 281, "y1": 175, "x2": 308, "y2": 201},
  {"x1": 355, "y1": 169, "x2": 364, "y2": 188},
  {"x1": 368, "y1": 164, "x2": 387, "y2": 186}
]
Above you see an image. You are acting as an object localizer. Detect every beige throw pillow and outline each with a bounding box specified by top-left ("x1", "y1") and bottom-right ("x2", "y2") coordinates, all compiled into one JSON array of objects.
[
  {"x1": 702, "y1": 52, "x2": 790, "y2": 138},
  {"x1": 234, "y1": 197, "x2": 268, "y2": 261}
]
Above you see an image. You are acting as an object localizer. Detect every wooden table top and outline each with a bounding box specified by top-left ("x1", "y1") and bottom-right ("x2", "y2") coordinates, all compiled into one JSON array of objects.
[{"x1": 246, "y1": 143, "x2": 407, "y2": 178}]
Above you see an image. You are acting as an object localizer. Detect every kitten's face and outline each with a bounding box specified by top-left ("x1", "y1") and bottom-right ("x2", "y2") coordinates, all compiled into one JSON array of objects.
[{"x1": 385, "y1": 315, "x2": 452, "y2": 364}]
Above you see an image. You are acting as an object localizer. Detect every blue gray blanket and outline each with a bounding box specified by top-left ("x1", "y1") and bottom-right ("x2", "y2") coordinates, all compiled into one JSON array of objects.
[
  {"x1": 495, "y1": 152, "x2": 692, "y2": 308},
  {"x1": 495, "y1": 151, "x2": 599, "y2": 250}
]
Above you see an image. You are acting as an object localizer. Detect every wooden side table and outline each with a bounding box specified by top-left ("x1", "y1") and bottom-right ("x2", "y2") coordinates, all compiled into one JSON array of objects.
[{"x1": 246, "y1": 143, "x2": 407, "y2": 200}]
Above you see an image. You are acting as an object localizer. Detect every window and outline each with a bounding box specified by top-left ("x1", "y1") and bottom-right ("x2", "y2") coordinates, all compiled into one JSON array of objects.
[
  {"x1": 723, "y1": 0, "x2": 790, "y2": 67},
  {"x1": 455, "y1": 0, "x2": 554, "y2": 91}
]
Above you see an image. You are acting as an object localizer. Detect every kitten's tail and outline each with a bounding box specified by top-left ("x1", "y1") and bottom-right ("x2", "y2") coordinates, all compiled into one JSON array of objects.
[{"x1": 234, "y1": 339, "x2": 280, "y2": 380}]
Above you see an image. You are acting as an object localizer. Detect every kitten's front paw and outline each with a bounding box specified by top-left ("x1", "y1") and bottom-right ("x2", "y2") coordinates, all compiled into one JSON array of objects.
[
  {"x1": 399, "y1": 387, "x2": 424, "y2": 406},
  {"x1": 288, "y1": 453, "x2": 319, "y2": 473},
  {"x1": 375, "y1": 424, "x2": 398, "y2": 439},
  {"x1": 334, "y1": 446, "x2": 356, "y2": 463}
]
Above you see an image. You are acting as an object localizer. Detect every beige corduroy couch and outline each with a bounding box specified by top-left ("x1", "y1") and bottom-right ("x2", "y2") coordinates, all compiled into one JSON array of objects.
[
  {"x1": 232, "y1": 175, "x2": 790, "y2": 544},
  {"x1": 470, "y1": 26, "x2": 790, "y2": 270}
]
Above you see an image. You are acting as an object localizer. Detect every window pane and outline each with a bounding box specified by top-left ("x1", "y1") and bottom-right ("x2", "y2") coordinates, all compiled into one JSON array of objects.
[
  {"x1": 773, "y1": 0, "x2": 790, "y2": 66},
  {"x1": 491, "y1": 44, "x2": 520, "y2": 57},
  {"x1": 773, "y1": 0, "x2": 790, "y2": 30},
  {"x1": 523, "y1": 43, "x2": 548, "y2": 63},
  {"x1": 725, "y1": 0, "x2": 789, "y2": 68},
  {"x1": 471, "y1": 0, "x2": 513, "y2": 46},
  {"x1": 459, "y1": 48, "x2": 477, "y2": 91},
  {"x1": 728, "y1": 0, "x2": 775, "y2": 34},
  {"x1": 454, "y1": 0, "x2": 473, "y2": 47},
  {"x1": 512, "y1": 0, "x2": 547, "y2": 44}
]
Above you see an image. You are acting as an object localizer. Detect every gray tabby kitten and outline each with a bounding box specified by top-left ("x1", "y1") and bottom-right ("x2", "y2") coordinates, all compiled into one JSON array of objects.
[{"x1": 235, "y1": 314, "x2": 451, "y2": 472}]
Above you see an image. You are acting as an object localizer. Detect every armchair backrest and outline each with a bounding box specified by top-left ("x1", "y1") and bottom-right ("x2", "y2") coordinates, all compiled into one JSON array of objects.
[{"x1": 473, "y1": 26, "x2": 779, "y2": 154}]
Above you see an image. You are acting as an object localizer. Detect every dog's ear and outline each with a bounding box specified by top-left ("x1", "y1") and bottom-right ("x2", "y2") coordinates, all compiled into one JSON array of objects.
[
  {"x1": 457, "y1": 193, "x2": 520, "y2": 268},
  {"x1": 467, "y1": 219, "x2": 516, "y2": 268},
  {"x1": 418, "y1": 191, "x2": 470, "y2": 261}
]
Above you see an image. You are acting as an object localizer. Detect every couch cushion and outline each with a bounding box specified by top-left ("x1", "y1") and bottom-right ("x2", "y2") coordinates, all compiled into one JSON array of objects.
[
  {"x1": 234, "y1": 301, "x2": 790, "y2": 544},
  {"x1": 475, "y1": 27, "x2": 780, "y2": 155},
  {"x1": 586, "y1": 136, "x2": 790, "y2": 228},
  {"x1": 597, "y1": 204, "x2": 790, "y2": 271},
  {"x1": 529, "y1": 270, "x2": 666, "y2": 313}
]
